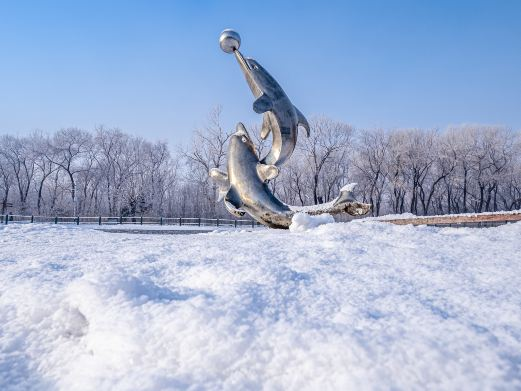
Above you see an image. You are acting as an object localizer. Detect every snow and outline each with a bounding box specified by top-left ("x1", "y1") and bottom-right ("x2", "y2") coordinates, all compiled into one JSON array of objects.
[
  {"x1": 289, "y1": 212, "x2": 335, "y2": 232},
  {"x1": 1, "y1": 222, "x2": 521, "y2": 390}
]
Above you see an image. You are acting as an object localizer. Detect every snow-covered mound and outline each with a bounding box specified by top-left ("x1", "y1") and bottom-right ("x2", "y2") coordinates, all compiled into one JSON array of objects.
[
  {"x1": 289, "y1": 212, "x2": 334, "y2": 232},
  {"x1": 1, "y1": 222, "x2": 521, "y2": 390}
]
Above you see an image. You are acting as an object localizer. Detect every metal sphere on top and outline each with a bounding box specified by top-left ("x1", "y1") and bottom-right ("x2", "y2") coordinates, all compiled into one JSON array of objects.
[{"x1": 219, "y1": 29, "x2": 241, "y2": 53}]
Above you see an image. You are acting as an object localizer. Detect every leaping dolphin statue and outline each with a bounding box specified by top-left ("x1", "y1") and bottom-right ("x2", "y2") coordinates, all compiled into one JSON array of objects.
[
  {"x1": 210, "y1": 123, "x2": 371, "y2": 229},
  {"x1": 220, "y1": 29, "x2": 310, "y2": 167}
]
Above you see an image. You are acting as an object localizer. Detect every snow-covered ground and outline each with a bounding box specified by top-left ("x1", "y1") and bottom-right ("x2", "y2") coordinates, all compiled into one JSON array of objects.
[{"x1": 1, "y1": 221, "x2": 520, "y2": 390}]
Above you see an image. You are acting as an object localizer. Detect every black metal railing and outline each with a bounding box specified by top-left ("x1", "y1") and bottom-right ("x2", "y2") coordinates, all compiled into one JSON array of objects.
[{"x1": 1, "y1": 214, "x2": 261, "y2": 228}]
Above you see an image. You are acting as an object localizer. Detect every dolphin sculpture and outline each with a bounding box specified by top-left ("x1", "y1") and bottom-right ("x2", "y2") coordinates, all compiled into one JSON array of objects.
[
  {"x1": 210, "y1": 123, "x2": 371, "y2": 229},
  {"x1": 219, "y1": 29, "x2": 310, "y2": 167}
]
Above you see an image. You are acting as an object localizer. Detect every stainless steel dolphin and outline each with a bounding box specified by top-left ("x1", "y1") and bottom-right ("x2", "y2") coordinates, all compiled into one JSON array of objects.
[
  {"x1": 210, "y1": 123, "x2": 371, "y2": 229},
  {"x1": 223, "y1": 33, "x2": 310, "y2": 167}
]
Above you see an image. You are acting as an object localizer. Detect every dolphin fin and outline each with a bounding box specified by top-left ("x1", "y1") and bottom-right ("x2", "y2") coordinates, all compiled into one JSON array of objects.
[
  {"x1": 253, "y1": 94, "x2": 273, "y2": 114},
  {"x1": 225, "y1": 186, "x2": 243, "y2": 209},
  {"x1": 224, "y1": 200, "x2": 246, "y2": 218},
  {"x1": 295, "y1": 106, "x2": 310, "y2": 137},
  {"x1": 209, "y1": 168, "x2": 229, "y2": 201},
  {"x1": 256, "y1": 163, "x2": 279, "y2": 182},
  {"x1": 260, "y1": 114, "x2": 273, "y2": 140}
]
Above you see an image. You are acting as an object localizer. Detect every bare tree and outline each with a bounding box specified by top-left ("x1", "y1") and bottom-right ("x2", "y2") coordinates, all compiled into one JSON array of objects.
[
  {"x1": 300, "y1": 117, "x2": 353, "y2": 204},
  {"x1": 0, "y1": 151, "x2": 13, "y2": 214},
  {"x1": 0, "y1": 113, "x2": 519, "y2": 219},
  {"x1": 183, "y1": 106, "x2": 232, "y2": 217},
  {"x1": 0, "y1": 135, "x2": 36, "y2": 213},
  {"x1": 352, "y1": 129, "x2": 390, "y2": 216},
  {"x1": 30, "y1": 132, "x2": 58, "y2": 214},
  {"x1": 46, "y1": 128, "x2": 92, "y2": 215}
]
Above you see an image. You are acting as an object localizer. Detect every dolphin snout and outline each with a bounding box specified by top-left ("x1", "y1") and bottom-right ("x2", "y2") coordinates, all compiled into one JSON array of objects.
[{"x1": 234, "y1": 122, "x2": 250, "y2": 137}]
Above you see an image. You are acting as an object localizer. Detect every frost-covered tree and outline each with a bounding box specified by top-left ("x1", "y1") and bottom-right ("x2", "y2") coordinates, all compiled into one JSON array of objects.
[
  {"x1": 0, "y1": 115, "x2": 519, "y2": 218},
  {"x1": 182, "y1": 106, "x2": 232, "y2": 217},
  {"x1": 299, "y1": 117, "x2": 353, "y2": 204},
  {"x1": 0, "y1": 135, "x2": 36, "y2": 213},
  {"x1": 46, "y1": 128, "x2": 92, "y2": 215}
]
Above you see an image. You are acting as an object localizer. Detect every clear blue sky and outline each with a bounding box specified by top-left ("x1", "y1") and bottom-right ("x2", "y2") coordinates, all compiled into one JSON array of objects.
[{"x1": 1, "y1": 0, "x2": 520, "y2": 146}]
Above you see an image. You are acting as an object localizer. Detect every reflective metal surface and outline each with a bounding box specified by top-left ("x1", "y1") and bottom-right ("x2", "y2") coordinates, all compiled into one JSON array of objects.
[
  {"x1": 211, "y1": 123, "x2": 370, "y2": 229},
  {"x1": 219, "y1": 29, "x2": 241, "y2": 53},
  {"x1": 211, "y1": 30, "x2": 371, "y2": 229},
  {"x1": 219, "y1": 29, "x2": 310, "y2": 167}
]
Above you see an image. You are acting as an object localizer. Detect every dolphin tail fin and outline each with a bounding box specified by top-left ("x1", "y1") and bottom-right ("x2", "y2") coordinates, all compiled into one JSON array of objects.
[
  {"x1": 209, "y1": 168, "x2": 230, "y2": 201},
  {"x1": 332, "y1": 183, "x2": 358, "y2": 207},
  {"x1": 224, "y1": 201, "x2": 246, "y2": 217},
  {"x1": 332, "y1": 182, "x2": 371, "y2": 215},
  {"x1": 253, "y1": 94, "x2": 273, "y2": 114},
  {"x1": 295, "y1": 106, "x2": 310, "y2": 137}
]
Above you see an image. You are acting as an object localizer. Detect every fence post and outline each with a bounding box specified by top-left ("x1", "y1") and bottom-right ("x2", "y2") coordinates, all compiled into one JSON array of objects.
[
  {"x1": 54, "y1": 216, "x2": 58, "y2": 224},
  {"x1": 99, "y1": 216, "x2": 102, "y2": 225},
  {"x1": 216, "y1": 218, "x2": 219, "y2": 227},
  {"x1": 5, "y1": 214, "x2": 8, "y2": 225},
  {"x1": 179, "y1": 217, "x2": 182, "y2": 226},
  {"x1": 160, "y1": 217, "x2": 163, "y2": 226},
  {"x1": 234, "y1": 219, "x2": 237, "y2": 228},
  {"x1": 198, "y1": 217, "x2": 201, "y2": 227},
  {"x1": 252, "y1": 220, "x2": 254, "y2": 228},
  {"x1": 76, "y1": 216, "x2": 80, "y2": 225},
  {"x1": 30, "y1": 215, "x2": 34, "y2": 223},
  {"x1": 119, "y1": 216, "x2": 123, "y2": 225},
  {"x1": 140, "y1": 216, "x2": 143, "y2": 225}
]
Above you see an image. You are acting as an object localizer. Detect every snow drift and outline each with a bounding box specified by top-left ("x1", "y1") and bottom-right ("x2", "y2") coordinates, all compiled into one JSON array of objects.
[
  {"x1": 289, "y1": 212, "x2": 334, "y2": 232},
  {"x1": 1, "y1": 221, "x2": 521, "y2": 390}
]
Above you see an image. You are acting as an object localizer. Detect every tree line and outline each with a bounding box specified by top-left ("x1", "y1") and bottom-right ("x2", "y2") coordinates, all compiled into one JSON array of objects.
[{"x1": 1, "y1": 107, "x2": 520, "y2": 218}]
